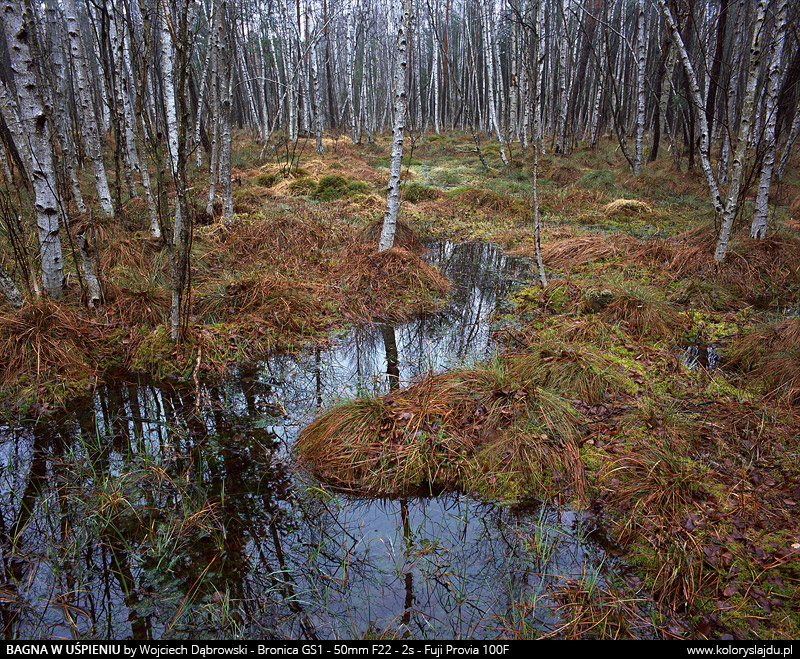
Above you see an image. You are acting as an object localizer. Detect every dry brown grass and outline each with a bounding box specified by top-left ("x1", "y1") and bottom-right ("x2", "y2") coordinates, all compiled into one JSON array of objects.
[
  {"x1": 453, "y1": 187, "x2": 522, "y2": 214},
  {"x1": 516, "y1": 234, "x2": 642, "y2": 269},
  {"x1": 195, "y1": 272, "x2": 322, "y2": 331},
  {"x1": 599, "y1": 283, "x2": 681, "y2": 340},
  {"x1": 509, "y1": 342, "x2": 627, "y2": 405},
  {"x1": 546, "y1": 164, "x2": 584, "y2": 185},
  {"x1": 0, "y1": 298, "x2": 107, "y2": 397},
  {"x1": 357, "y1": 218, "x2": 423, "y2": 252},
  {"x1": 295, "y1": 359, "x2": 586, "y2": 503},
  {"x1": 602, "y1": 198, "x2": 653, "y2": 216},
  {"x1": 335, "y1": 245, "x2": 450, "y2": 322},
  {"x1": 103, "y1": 282, "x2": 170, "y2": 327},
  {"x1": 726, "y1": 318, "x2": 800, "y2": 403}
]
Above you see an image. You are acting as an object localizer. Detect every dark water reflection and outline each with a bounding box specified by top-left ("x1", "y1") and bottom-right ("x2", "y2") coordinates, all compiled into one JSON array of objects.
[{"x1": 0, "y1": 243, "x2": 614, "y2": 640}]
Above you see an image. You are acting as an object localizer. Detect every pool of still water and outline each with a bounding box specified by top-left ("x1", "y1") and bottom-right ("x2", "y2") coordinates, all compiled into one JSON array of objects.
[{"x1": 0, "y1": 242, "x2": 616, "y2": 640}]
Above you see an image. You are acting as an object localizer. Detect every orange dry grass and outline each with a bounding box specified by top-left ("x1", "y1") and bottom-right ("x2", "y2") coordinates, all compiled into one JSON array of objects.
[
  {"x1": 99, "y1": 236, "x2": 166, "y2": 273},
  {"x1": 335, "y1": 245, "x2": 450, "y2": 322},
  {"x1": 0, "y1": 298, "x2": 106, "y2": 387},
  {"x1": 727, "y1": 318, "x2": 800, "y2": 403},
  {"x1": 296, "y1": 360, "x2": 586, "y2": 502},
  {"x1": 518, "y1": 234, "x2": 642, "y2": 268},
  {"x1": 104, "y1": 282, "x2": 170, "y2": 327},
  {"x1": 195, "y1": 271, "x2": 323, "y2": 333},
  {"x1": 638, "y1": 226, "x2": 800, "y2": 285},
  {"x1": 358, "y1": 218, "x2": 423, "y2": 252}
]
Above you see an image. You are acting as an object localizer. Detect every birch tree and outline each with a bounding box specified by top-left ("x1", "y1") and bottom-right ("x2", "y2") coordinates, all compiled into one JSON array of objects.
[
  {"x1": 0, "y1": 0, "x2": 64, "y2": 297},
  {"x1": 378, "y1": 0, "x2": 413, "y2": 252},
  {"x1": 62, "y1": 0, "x2": 114, "y2": 218},
  {"x1": 750, "y1": 0, "x2": 789, "y2": 239}
]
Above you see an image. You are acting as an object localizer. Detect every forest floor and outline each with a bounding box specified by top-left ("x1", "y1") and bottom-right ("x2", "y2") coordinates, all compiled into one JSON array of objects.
[{"x1": 1, "y1": 130, "x2": 800, "y2": 639}]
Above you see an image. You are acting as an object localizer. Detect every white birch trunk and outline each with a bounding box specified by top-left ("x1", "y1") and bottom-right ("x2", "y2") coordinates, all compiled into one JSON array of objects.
[
  {"x1": 347, "y1": 0, "x2": 358, "y2": 143},
  {"x1": 194, "y1": 3, "x2": 215, "y2": 167},
  {"x1": 42, "y1": 0, "x2": 87, "y2": 214},
  {"x1": 311, "y1": 38, "x2": 324, "y2": 152},
  {"x1": 77, "y1": 228, "x2": 102, "y2": 310},
  {"x1": 160, "y1": 6, "x2": 180, "y2": 176},
  {"x1": 63, "y1": 0, "x2": 114, "y2": 217},
  {"x1": 776, "y1": 104, "x2": 800, "y2": 181},
  {"x1": 554, "y1": 0, "x2": 570, "y2": 153},
  {"x1": 0, "y1": 0, "x2": 64, "y2": 296},
  {"x1": 217, "y1": 0, "x2": 234, "y2": 226},
  {"x1": 658, "y1": 0, "x2": 725, "y2": 217},
  {"x1": 536, "y1": 0, "x2": 546, "y2": 151},
  {"x1": 633, "y1": 0, "x2": 646, "y2": 175},
  {"x1": 532, "y1": 2, "x2": 546, "y2": 288},
  {"x1": 714, "y1": 0, "x2": 767, "y2": 261},
  {"x1": 378, "y1": 0, "x2": 413, "y2": 253},
  {"x1": 482, "y1": 0, "x2": 508, "y2": 165},
  {"x1": 0, "y1": 262, "x2": 24, "y2": 309},
  {"x1": 589, "y1": 18, "x2": 606, "y2": 148},
  {"x1": 750, "y1": 0, "x2": 788, "y2": 239}
]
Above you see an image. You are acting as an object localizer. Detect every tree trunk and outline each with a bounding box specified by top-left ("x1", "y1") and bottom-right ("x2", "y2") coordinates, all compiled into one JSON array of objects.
[
  {"x1": 0, "y1": 0, "x2": 64, "y2": 297},
  {"x1": 378, "y1": 0, "x2": 413, "y2": 253},
  {"x1": 0, "y1": 262, "x2": 24, "y2": 309},
  {"x1": 750, "y1": 0, "x2": 788, "y2": 239},
  {"x1": 714, "y1": 0, "x2": 767, "y2": 262},
  {"x1": 633, "y1": 0, "x2": 646, "y2": 176},
  {"x1": 77, "y1": 227, "x2": 102, "y2": 311},
  {"x1": 63, "y1": 0, "x2": 114, "y2": 218}
]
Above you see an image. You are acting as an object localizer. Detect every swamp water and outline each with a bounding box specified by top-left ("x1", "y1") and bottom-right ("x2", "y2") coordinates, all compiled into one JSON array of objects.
[{"x1": 1, "y1": 243, "x2": 617, "y2": 640}]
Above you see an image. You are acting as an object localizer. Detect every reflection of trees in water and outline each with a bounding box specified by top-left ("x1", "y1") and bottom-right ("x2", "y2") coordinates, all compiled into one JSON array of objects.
[
  {"x1": 253, "y1": 242, "x2": 536, "y2": 428},
  {"x1": 0, "y1": 242, "x2": 610, "y2": 639},
  {"x1": 0, "y1": 381, "x2": 607, "y2": 640},
  {"x1": 0, "y1": 381, "x2": 301, "y2": 639},
  {"x1": 280, "y1": 492, "x2": 604, "y2": 639}
]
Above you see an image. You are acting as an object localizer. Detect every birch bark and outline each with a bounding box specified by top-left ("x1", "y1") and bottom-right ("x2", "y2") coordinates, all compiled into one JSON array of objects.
[
  {"x1": 0, "y1": 0, "x2": 64, "y2": 297},
  {"x1": 633, "y1": 0, "x2": 646, "y2": 175},
  {"x1": 0, "y1": 262, "x2": 24, "y2": 309},
  {"x1": 750, "y1": 0, "x2": 788, "y2": 239},
  {"x1": 378, "y1": 0, "x2": 413, "y2": 252},
  {"x1": 713, "y1": 0, "x2": 767, "y2": 261},
  {"x1": 63, "y1": 0, "x2": 114, "y2": 217}
]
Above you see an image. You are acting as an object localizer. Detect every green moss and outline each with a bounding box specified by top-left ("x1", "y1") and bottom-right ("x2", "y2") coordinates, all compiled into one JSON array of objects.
[
  {"x1": 346, "y1": 180, "x2": 371, "y2": 195},
  {"x1": 577, "y1": 169, "x2": 616, "y2": 191},
  {"x1": 128, "y1": 326, "x2": 192, "y2": 380},
  {"x1": 256, "y1": 171, "x2": 281, "y2": 187},
  {"x1": 403, "y1": 182, "x2": 440, "y2": 203},
  {"x1": 312, "y1": 174, "x2": 372, "y2": 201},
  {"x1": 288, "y1": 177, "x2": 317, "y2": 196}
]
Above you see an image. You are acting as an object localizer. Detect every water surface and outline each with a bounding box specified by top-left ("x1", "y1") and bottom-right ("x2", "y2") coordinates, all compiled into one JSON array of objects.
[{"x1": 0, "y1": 242, "x2": 615, "y2": 640}]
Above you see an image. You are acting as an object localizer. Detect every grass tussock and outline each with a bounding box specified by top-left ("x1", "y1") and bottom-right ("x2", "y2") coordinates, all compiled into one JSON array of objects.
[
  {"x1": 726, "y1": 318, "x2": 800, "y2": 403},
  {"x1": 103, "y1": 281, "x2": 170, "y2": 327},
  {"x1": 509, "y1": 342, "x2": 626, "y2": 405},
  {"x1": 638, "y1": 227, "x2": 800, "y2": 306},
  {"x1": 296, "y1": 358, "x2": 587, "y2": 504},
  {"x1": 602, "y1": 198, "x2": 653, "y2": 217},
  {"x1": 591, "y1": 281, "x2": 681, "y2": 340},
  {"x1": 453, "y1": 186, "x2": 522, "y2": 214},
  {"x1": 336, "y1": 245, "x2": 450, "y2": 322},
  {"x1": 196, "y1": 272, "x2": 321, "y2": 331},
  {"x1": 0, "y1": 298, "x2": 107, "y2": 405},
  {"x1": 358, "y1": 218, "x2": 423, "y2": 252},
  {"x1": 532, "y1": 234, "x2": 642, "y2": 268}
]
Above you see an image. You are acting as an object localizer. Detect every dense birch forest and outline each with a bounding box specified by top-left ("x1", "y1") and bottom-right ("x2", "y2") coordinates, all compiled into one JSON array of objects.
[
  {"x1": 1, "y1": 0, "x2": 798, "y2": 320},
  {"x1": 2, "y1": 0, "x2": 800, "y2": 641}
]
